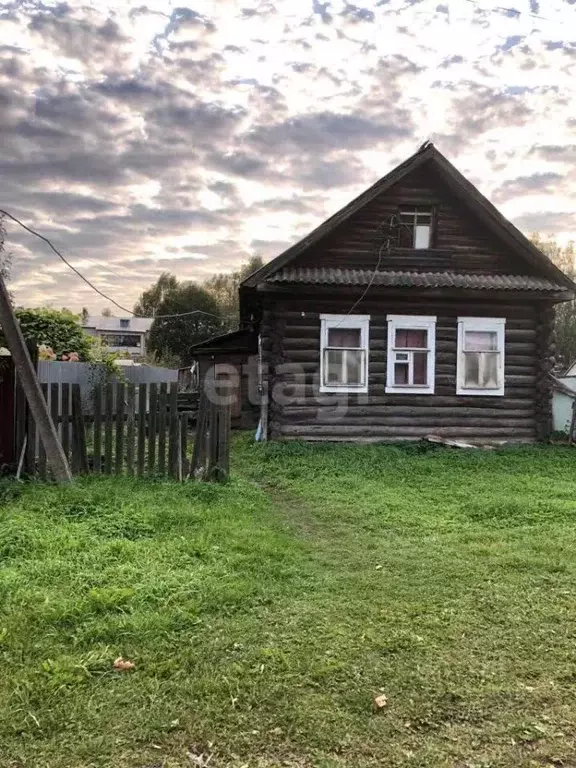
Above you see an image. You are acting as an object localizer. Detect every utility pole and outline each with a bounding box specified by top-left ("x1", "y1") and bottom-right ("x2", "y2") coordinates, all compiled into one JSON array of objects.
[{"x1": 0, "y1": 274, "x2": 72, "y2": 483}]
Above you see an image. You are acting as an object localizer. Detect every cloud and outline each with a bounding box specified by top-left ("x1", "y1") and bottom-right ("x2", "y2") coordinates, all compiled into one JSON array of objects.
[
  {"x1": 0, "y1": 0, "x2": 575, "y2": 310},
  {"x1": 492, "y1": 172, "x2": 565, "y2": 203},
  {"x1": 529, "y1": 145, "x2": 576, "y2": 163}
]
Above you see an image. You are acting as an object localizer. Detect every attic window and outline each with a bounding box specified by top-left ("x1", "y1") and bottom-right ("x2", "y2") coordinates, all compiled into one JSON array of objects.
[
  {"x1": 397, "y1": 207, "x2": 433, "y2": 249},
  {"x1": 120, "y1": 318, "x2": 130, "y2": 329}
]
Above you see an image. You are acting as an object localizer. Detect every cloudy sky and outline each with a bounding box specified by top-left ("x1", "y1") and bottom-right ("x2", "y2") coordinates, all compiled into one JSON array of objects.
[{"x1": 1, "y1": 0, "x2": 575, "y2": 313}]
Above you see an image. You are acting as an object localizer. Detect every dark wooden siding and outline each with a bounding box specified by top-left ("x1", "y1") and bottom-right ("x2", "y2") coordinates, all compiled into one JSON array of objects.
[
  {"x1": 289, "y1": 165, "x2": 538, "y2": 276},
  {"x1": 261, "y1": 292, "x2": 552, "y2": 443}
]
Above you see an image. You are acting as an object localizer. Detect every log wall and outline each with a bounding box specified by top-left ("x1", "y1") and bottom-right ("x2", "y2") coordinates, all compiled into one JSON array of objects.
[{"x1": 260, "y1": 292, "x2": 555, "y2": 444}]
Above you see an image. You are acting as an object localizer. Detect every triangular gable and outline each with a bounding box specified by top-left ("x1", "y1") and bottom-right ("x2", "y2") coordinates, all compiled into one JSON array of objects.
[{"x1": 242, "y1": 143, "x2": 575, "y2": 292}]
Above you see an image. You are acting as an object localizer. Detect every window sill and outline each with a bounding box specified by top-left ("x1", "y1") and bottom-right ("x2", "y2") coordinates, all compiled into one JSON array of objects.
[
  {"x1": 457, "y1": 387, "x2": 505, "y2": 397},
  {"x1": 385, "y1": 386, "x2": 435, "y2": 395},
  {"x1": 320, "y1": 385, "x2": 368, "y2": 394}
]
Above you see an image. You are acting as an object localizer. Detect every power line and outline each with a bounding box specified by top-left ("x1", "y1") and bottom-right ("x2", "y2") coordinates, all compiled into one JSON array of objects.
[{"x1": 0, "y1": 209, "x2": 231, "y2": 322}]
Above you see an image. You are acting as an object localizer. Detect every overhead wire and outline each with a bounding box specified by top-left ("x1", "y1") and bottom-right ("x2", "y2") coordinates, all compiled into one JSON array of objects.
[{"x1": 0, "y1": 209, "x2": 233, "y2": 322}]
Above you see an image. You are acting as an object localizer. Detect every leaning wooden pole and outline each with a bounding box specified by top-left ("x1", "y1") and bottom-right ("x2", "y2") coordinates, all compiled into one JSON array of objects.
[{"x1": 0, "y1": 274, "x2": 72, "y2": 482}]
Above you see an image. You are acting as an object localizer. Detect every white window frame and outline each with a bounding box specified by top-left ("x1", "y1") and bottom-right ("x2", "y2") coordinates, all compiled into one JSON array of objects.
[
  {"x1": 457, "y1": 317, "x2": 506, "y2": 396},
  {"x1": 319, "y1": 314, "x2": 370, "y2": 394},
  {"x1": 386, "y1": 315, "x2": 436, "y2": 395}
]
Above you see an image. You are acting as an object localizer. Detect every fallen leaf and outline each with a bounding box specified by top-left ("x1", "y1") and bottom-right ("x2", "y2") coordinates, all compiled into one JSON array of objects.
[
  {"x1": 113, "y1": 657, "x2": 135, "y2": 672},
  {"x1": 373, "y1": 694, "x2": 388, "y2": 711}
]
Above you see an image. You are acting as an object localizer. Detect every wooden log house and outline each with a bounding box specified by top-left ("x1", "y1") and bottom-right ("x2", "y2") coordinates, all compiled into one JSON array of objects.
[{"x1": 195, "y1": 143, "x2": 576, "y2": 443}]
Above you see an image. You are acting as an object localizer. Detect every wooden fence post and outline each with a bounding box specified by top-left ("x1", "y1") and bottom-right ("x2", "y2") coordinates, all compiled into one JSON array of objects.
[{"x1": 104, "y1": 383, "x2": 114, "y2": 474}]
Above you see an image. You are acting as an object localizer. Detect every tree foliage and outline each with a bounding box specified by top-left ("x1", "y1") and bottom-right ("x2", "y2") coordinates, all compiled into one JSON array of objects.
[
  {"x1": 133, "y1": 272, "x2": 178, "y2": 317},
  {"x1": 136, "y1": 257, "x2": 264, "y2": 366},
  {"x1": 1, "y1": 308, "x2": 93, "y2": 360},
  {"x1": 530, "y1": 233, "x2": 576, "y2": 371},
  {"x1": 147, "y1": 282, "x2": 223, "y2": 366},
  {"x1": 203, "y1": 255, "x2": 264, "y2": 323}
]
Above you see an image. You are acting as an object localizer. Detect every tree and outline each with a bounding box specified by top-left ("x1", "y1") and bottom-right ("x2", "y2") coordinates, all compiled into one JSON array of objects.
[
  {"x1": 204, "y1": 255, "x2": 264, "y2": 327},
  {"x1": 101, "y1": 307, "x2": 113, "y2": 317},
  {"x1": 147, "y1": 282, "x2": 223, "y2": 366},
  {"x1": 0, "y1": 215, "x2": 12, "y2": 285},
  {"x1": 530, "y1": 233, "x2": 576, "y2": 370},
  {"x1": 134, "y1": 272, "x2": 178, "y2": 317},
  {"x1": 81, "y1": 307, "x2": 89, "y2": 323},
  {"x1": 0, "y1": 308, "x2": 93, "y2": 360}
]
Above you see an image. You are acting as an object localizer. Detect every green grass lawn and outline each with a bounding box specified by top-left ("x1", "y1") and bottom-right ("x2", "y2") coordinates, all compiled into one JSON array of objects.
[{"x1": 2, "y1": 437, "x2": 576, "y2": 767}]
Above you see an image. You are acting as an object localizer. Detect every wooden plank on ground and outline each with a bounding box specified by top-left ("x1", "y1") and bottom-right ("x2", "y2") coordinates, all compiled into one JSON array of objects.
[
  {"x1": 158, "y1": 382, "x2": 167, "y2": 475},
  {"x1": 71, "y1": 383, "x2": 88, "y2": 474},
  {"x1": 126, "y1": 384, "x2": 135, "y2": 476},
  {"x1": 104, "y1": 383, "x2": 114, "y2": 474},
  {"x1": 148, "y1": 383, "x2": 157, "y2": 473},
  {"x1": 137, "y1": 384, "x2": 146, "y2": 477},
  {"x1": 115, "y1": 383, "x2": 125, "y2": 475},
  {"x1": 168, "y1": 382, "x2": 178, "y2": 478},
  {"x1": 93, "y1": 384, "x2": 102, "y2": 473}
]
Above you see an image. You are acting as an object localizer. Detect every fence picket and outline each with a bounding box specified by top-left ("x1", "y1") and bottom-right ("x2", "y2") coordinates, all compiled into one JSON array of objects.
[
  {"x1": 158, "y1": 383, "x2": 167, "y2": 475},
  {"x1": 179, "y1": 412, "x2": 188, "y2": 481},
  {"x1": 71, "y1": 384, "x2": 88, "y2": 474},
  {"x1": 61, "y1": 383, "x2": 71, "y2": 461},
  {"x1": 168, "y1": 383, "x2": 178, "y2": 478},
  {"x1": 26, "y1": 395, "x2": 36, "y2": 475},
  {"x1": 104, "y1": 383, "x2": 114, "y2": 474},
  {"x1": 93, "y1": 385, "x2": 102, "y2": 473},
  {"x1": 148, "y1": 383, "x2": 158, "y2": 473},
  {"x1": 114, "y1": 383, "x2": 125, "y2": 475},
  {"x1": 137, "y1": 384, "x2": 146, "y2": 477},
  {"x1": 38, "y1": 384, "x2": 47, "y2": 480},
  {"x1": 190, "y1": 385, "x2": 208, "y2": 477},
  {"x1": 126, "y1": 384, "x2": 135, "y2": 476},
  {"x1": 50, "y1": 383, "x2": 59, "y2": 479}
]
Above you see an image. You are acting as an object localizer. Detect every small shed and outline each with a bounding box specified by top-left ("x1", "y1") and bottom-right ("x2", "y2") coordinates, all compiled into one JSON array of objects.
[
  {"x1": 190, "y1": 327, "x2": 259, "y2": 429},
  {"x1": 551, "y1": 374, "x2": 576, "y2": 435}
]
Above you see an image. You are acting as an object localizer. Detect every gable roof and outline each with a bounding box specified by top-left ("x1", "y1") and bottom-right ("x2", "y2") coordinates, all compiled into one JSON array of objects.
[{"x1": 242, "y1": 143, "x2": 575, "y2": 293}]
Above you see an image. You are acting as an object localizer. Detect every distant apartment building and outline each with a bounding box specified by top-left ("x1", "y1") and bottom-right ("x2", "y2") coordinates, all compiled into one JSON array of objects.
[{"x1": 83, "y1": 316, "x2": 153, "y2": 359}]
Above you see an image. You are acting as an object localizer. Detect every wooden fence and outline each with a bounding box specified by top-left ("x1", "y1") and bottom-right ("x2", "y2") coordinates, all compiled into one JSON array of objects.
[{"x1": 19, "y1": 380, "x2": 230, "y2": 482}]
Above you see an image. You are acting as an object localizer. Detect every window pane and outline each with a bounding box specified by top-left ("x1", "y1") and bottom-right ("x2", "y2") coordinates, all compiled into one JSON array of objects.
[
  {"x1": 324, "y1": 349, "x2": 364, "y2": 386},
  {"x1": 480, "y1": 352, "x2": 500, "y2": 388},
  {"x1": 464, "y1": 353, "x2": 481, "y2": 387},
  {"x1": 414, "y1": 224, "x2": 431, "y2": 249},
  {"x1": 346, "y1": 350, "x2": 363, "y2": 385},
  {"x1": 413, "y1": 352, "x2": 428, "y2": 385},
  {"x1": 465, "y1": 330, "x2": 498, "y2": 351},
  {"x1": 396, "y1": 329, "x2": 427, "y2": 348},
  {"x1": 325, "y1": 349, "x2": 344, "y2": 384},
  {"x1": 328, "y1": 328, "x2": 361, "y2": 348},
  {"x1": 394, "y1": 362, "x2": 409, "y2": 385}
]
